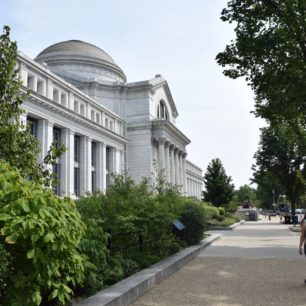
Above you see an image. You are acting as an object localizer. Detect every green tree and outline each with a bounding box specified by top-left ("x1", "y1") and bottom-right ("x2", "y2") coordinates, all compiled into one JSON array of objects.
[
  {"x1": 252, "y1": 171, "x2": 283, "y2": 209},
  {"x1": 0, "y1": 25, "x2": 65, "y2": 186},
  {"x1": 236, "y1": 184, "x2": 258, "y2": 207},
  {"x1": 252, "y1": 124, "x2": 306, "y2": 214},
  {"x1": 216, "y1": 0, "x2": 306, "y2": 125},
  {"x1": 203, "y1": 158, "x2": 235, "y2": 207}
]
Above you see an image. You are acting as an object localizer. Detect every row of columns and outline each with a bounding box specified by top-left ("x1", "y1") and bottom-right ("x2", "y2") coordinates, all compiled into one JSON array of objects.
[
  {"x1": 155, "y1": 137, "x2": 187, "y2": 192},
  {"x1": 186, "y1": 178, "x2": 202, "y2": 200},
  {"x1": 33, "y1": 118, "x2": 123, "y2": 198}
]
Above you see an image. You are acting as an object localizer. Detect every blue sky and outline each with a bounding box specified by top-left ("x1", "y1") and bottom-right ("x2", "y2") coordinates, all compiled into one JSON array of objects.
[{"x1": 0, "y1": 0, "x2": 264, "y2": 188}]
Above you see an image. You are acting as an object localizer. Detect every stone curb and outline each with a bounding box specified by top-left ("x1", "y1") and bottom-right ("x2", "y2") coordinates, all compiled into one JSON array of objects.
[
  {"x1": 208, "y1": 220, "x2": 245, "y2": 231},
  {"x1": 75, "y1": 234, "x2": 221, "y2": 306}
]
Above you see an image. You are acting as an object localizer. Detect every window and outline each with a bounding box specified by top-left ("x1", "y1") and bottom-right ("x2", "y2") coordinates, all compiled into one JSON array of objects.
[
  {"x1": 157, "y1": 100, "x2": 169, "y2": 120},
  {"x1": 74, "y1": 168, "x2": 80, "y2": 197},
  {"x1": 37, "y1": 79, "x2": 45, "y2": 95},
  {"x1": 53, "y1": 88, "x2": 60, "y2": 103},
  {"x1": 27, "y1": 117, "x2": 38, "y2": 137},
  {"x1": 27, "y1": 74, "x2": 36, "y2": 91},
  {"x1": 80, "y1": 104, "x2": 85, "y2": 116},
  {"x1": 61, "y1": 93, "x2": 68, "y2": 107}
]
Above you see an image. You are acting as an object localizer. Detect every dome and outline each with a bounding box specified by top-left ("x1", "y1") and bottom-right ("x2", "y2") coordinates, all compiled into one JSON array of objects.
[{"x1": 35, "y1": 40, "x2": 126, "y2": 83}]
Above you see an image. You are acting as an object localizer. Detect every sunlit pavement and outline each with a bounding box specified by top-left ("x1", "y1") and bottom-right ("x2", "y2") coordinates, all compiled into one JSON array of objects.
[{"x1": 130, "y1": 218, "x2": 306, "y2": 306}]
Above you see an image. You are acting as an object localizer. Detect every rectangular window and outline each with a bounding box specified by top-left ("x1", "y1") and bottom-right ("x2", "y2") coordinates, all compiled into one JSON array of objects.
[
  {"x1": 53, "y1": 128, "x2": 61, "y2": 149},
  {"x1": 91, "y1": 171, "x2": 96, "y2": 193},
  {"x1": 74, "y1": 167, "x2": 80, "y2": 197},
  {"x1": 92, "y1": 142, "x2": 96, "y2": 167},
  {"x1": 27, "y1": 117, "x2": 38, "y2": 137},
  {"x1": 53, "y1": 88, "x2": 60, "y2": 103},
  {"x1": 37, "y1": 79, "x2": 45, "y2": 95}
]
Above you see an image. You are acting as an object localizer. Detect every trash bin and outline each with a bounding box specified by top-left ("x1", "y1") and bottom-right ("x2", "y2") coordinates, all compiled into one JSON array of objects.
[
  {"x1": 249, "y1": 214, "x2": 256, "y2": 221},
  {"x1": 292, "y1": 215, "x2": 298, "y2": 225}
]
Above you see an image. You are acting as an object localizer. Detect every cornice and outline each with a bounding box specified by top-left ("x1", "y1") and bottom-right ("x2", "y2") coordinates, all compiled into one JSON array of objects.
[
  {"x1": 23, "y1": 88, "x2": 128, "y2": 144},
  {"x1": 151, "y1": 119, "x2": 191, "y2": 144},
  {"x1": 17, "y1": 52, "x2": 124, "y2": 123}
]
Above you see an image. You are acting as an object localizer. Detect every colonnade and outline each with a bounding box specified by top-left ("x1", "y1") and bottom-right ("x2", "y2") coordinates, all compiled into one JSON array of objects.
[
  {"x1": 28, "y1": 117, "x2": 124, "y2": 198},
  {"x1": 154, "y1": 137, "x2": 187, "y2": 192},
  {"x1": 186, "y1": 178, "x2": 202, "y2": 200}
]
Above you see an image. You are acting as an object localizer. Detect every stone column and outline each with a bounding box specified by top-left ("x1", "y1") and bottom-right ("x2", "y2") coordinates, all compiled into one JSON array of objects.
[
  {"x1": 174, "y1": 148, "x2": 179, "y2": 185},
  {"x1": 178, "y1": 152, "x2": 183, "y2": 190},
  {"x1": 182, "y1": 153, "x2": 187, "y2": 193},
  {"x1": 68, "y1": 92, "x2": 74, "y2": 110},
  {"x1": 87, "y1": 137, "x2": 92, "y2": 193},
  {"x1": 170, "y1": 145, "x2": 175, "y2": 184},
  {"x1": 158, "y1": 138, "x2": 165, "y2": 172},
  {"x1": 60, "y1": 128, "x2": 69, "y2": 197},
  {"x1": 68, "y1": 131, "x2": 75, "y2": 197},
  {"x1": 37, "y1": 119, "x2": 53, "y2": 167},
  {"x1": 164, "y1": 143, "x2": 170, "y2": 181},
  {"x1": 95, "y1": 142, "x2": 103, "y2": 192},
  {"x1": 80, "y1": 136, "x2": 92, "y2": 196},
  {"x1": 19, "y1": 64, "x2": 28, "y2": 86},
  {"x1": 102, "y1": 144, "x2": 107, "y2": 191},
  {"x1": 115, "y1": 148, "x2": 121, "y2": 173}
]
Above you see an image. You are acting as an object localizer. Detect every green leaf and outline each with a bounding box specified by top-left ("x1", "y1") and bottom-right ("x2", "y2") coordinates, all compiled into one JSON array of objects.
[
  {"x1": 49, "y1": 288, "x2": 58, "y2": 300},
  {"x1": 0, "y1": 213, "x2": 12, "y2": 221},
  {"x1": 27, "y1": 248, "x2": 35, "y2": 259},
  {"x1": 5, "y1": 235, "x2": 16, "y2": 244},
  {"x1": 20, "y1": 200, "x2": 30, "y2": 212},
  {"x1": 32, "y1": 290, "x2": 42, "y2": 305}
]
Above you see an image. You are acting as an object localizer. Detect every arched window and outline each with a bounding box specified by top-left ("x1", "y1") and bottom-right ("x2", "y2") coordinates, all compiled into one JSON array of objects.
[{"x1": 157, "y1": 100, "x2": 169, "y2": 120}]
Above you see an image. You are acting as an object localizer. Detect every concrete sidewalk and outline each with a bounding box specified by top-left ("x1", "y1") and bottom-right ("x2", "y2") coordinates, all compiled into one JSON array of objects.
[
  {"x1": 131, "y1": 221, "x2": 306, "y2": 306},
  {"x1": 75, "y1": 234, "x2": 221, "y2": 306}
]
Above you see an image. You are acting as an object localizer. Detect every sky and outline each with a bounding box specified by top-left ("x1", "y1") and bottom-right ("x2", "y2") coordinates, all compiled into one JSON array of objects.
[{"x1": 0, "y1": 0, "x2": 265, "y2": 188}]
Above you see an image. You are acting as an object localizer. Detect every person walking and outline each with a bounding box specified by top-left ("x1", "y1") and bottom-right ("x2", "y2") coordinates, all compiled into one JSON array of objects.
[{"x1": 298, "y1": 213, "x2": 306, "y2": 284}]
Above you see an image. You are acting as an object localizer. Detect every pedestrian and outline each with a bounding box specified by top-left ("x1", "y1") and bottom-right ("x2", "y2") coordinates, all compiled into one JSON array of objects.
[{"x1": 298, "y1": 214, "x2": 306, "y2": 284}]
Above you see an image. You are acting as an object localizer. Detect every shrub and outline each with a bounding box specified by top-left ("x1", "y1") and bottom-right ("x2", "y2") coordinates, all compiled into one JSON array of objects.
[
  {"x1": 218, "y1": 207, "x2": 225, "y2": 216},
  {"x1": 202, "y1": 204, "x2": 219, "y2": 220},
  {"x1": 0, "y1": 161, "x2": 86, "y2": 306},
  {"x1": 0, "y1": 242, "x2": 11, "y2": 300},
  {"x1": 175, "y1": 200, "x2": 206, "y2": 246},
  {"x1": 75, "y1": 172, "x2": 183, "y2": 296}
]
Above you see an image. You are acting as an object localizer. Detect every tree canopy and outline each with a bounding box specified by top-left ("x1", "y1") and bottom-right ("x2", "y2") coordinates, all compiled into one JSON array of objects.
[
  {"x1": 203, "y1": 158, "x2": 235, "y2": 207},
  {"x1": 0, "y1": 26, "x2": 65, "y2": 186},
  {"x1": 252, "y1": 123, "x2": 306, "y2": 213},
  {"x1": 216, "y1": 0, "x2": 306, "y2": 125}
]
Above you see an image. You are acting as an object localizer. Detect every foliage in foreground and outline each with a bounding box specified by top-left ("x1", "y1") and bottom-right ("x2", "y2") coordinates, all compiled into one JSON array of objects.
[
  {"x1": 76, "y1": 174, "x2": 205, "y2": 297},
  {"x1": 0, "y1": 161, "x2": 86, "y2": 306}
]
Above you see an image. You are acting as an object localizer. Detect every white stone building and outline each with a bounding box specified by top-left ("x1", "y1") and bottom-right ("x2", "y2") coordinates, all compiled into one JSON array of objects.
[{"x1": 17, "y1": 40, "x2": 203, "y2": 199}]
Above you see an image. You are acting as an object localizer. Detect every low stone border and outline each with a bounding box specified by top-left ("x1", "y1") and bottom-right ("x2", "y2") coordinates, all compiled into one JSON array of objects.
[
  {"x1": 208, "y1": 220, "x2": 245, "y2": 231},
  {"x1": 74, "y1": 234, "x2": 221, "y2": 306}
]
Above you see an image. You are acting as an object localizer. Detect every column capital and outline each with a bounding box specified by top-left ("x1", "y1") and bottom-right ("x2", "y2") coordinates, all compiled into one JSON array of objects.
[{"x1": 158, "y1": 136, "x2": 167, "y2": 145}]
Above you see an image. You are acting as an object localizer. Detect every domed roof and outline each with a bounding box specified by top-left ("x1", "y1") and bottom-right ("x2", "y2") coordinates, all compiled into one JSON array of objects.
[{"x1": 35, "y1": 40, "x2": 126, "y2": 82}]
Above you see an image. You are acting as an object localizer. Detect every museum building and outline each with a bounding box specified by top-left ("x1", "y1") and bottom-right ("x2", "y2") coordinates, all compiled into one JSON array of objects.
[{"x1": 17, "y1": 40, "x2": 203, "y2": 199}]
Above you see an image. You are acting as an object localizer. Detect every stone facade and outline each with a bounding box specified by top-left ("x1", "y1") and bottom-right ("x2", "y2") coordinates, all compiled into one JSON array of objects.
[{"x1": 17, "y1": 40, "x2": 203, "y2": 199}]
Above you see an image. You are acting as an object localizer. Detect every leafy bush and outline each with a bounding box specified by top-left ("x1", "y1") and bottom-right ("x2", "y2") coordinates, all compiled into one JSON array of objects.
[
  {"x1": 75, "y1": 172, "x2": 184, "y2": 297},
  {"x1": 0, "y1": 161, "x2": 86, "y2": 306},
  {"x1": 0, "y1": 242, "x2": 11, "y2": 300},
  {"x1": 175, "y1": 200, "x2": 206, "y2": 246},
  {"x1": 202, "y1": 203, "x2": 219, "y2": 220},
  {"x1": 218, "y1": 207, "x2": 225, "y2": 216}
]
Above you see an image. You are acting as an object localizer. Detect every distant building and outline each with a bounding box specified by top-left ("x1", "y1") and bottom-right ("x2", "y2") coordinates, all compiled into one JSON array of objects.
[{"x1": 17, "y1": 40, "x2": 203, "y2": 199}]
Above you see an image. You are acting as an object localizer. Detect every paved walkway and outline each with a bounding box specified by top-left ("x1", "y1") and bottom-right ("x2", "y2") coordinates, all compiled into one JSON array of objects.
[{"x1": 130, "y1": 218, "x2": 306, "y2": 306}]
